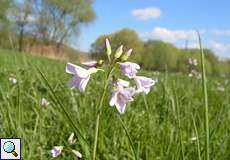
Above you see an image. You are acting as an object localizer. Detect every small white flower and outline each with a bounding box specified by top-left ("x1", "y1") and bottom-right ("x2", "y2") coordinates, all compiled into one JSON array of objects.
[
  {"x1": 68, "y1": 132, "x2": 76, "y2": 144},
  {"x1": 188, "y1": 58, "x2": 198, "y2": 66},
  {"x1": 196, "y1": 73, "x2": 202, "y2": 79},
  {"x1": 217, "y1": 86, "x2": 225, "y2": 92},
  {"x1": 190, "y1": 136, "x2": 197, "y2": 141},
  {"x1": 72, "y1": 150, "x2": 82, "y2": 158},
  {"x1": 51, "y1": 146, "x2": 63, "y2": 158},
  {"x1": 9, "y1": 76, "x2": 17, "y2": 84},
  {"x1": 40, "y1": 98, "x2": 50, "y2": 107}
]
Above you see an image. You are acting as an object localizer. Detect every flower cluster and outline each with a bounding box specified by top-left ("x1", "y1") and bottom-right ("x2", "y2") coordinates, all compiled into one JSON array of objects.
[
  {"x1": 66, "y1": 39, "x2": 156, "y2": 114},
  {"x1": 51, "y1": 132, "x2": 82, "y2": 159},
  {"x1": 188, "y1": 58, "x2": 198, "y2": 66},
  {"x1": 188, "y1": 58, "x2": 201, "y2": 79},
  {"x1": 9, "y1": 74, "x2": 17, "y2": 85},
  {"x1": 40, "y1": 98, "x2": 50, "y2": 107}
]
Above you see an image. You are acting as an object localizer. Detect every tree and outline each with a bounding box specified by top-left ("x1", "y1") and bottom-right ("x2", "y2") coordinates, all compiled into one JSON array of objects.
[
  {"x1": 143, "y1": 40, "x2": 180, "y2": 71},
  {"x1": 0, "y1": 0, "x2": 13, "y2": 49},
  {"x1": 91, "y1": 28, "x2": 144, "y2": 62},
  {"x1": 34, "y1": 0, "x2": 95, "y2": 49}
]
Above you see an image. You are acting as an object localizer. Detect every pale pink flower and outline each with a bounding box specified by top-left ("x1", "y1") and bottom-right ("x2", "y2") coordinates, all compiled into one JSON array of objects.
[
  {"x1": 68, "y1": 132, "x2": 76, "y2": 144},
  {"x1": 72, "y1": 150, "x2": 82, "y2": 158},
  {"x1": 66, "y1": 63, "x2": 91, "y2": 92},
  {"x1": 134, "y1": 76, "x2": 156, "y2": 94},
  {"x1": 109, "y1": 79, "x2": 136, "y2": 114},
  {"x1": 51, "y1": 146, "x2": 63, "y2": 158},
  {"x1": 40, "y1": 98, "x2": 50, "y2": 107},
  {"x1": 119, "y1": 62, "x2": 140, "y2": 78}
]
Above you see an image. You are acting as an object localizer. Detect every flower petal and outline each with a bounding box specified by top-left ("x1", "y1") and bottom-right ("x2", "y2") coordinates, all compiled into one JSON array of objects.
[
  {"x1": 117, "y1": 79, "x2": 130, "y2": 87},
  {"x1": 66, "y1": 63, "x2": 89, "y2": 78},
  {"x1": 109, "y1": 91, "x2": 118, "y2": 106},
  {"x1": 79, "y1": 75, "x2": 90, "y2": 92}
]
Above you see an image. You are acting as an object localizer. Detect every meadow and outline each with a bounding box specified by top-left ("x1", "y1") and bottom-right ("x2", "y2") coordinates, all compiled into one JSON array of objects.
[{"x1": 0, "y1": 49, "x2": 230, "y2": 160}]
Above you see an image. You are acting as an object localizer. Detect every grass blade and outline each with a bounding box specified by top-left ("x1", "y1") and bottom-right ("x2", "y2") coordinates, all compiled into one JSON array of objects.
[
  {"x1": 118, "y1": 115, "x2": 138, "y2": 160},
  {"x1": 198, "y1": 32, "x2": 209, "y2": 160}
]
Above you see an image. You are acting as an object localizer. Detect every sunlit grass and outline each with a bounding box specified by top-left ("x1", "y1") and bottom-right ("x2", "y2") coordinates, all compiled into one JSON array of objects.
[{"x1": 0, "y1": 49, "x2": 230, "y2": 159}]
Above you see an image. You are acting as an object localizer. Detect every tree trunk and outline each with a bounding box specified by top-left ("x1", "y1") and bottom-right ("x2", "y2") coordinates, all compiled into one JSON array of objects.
[{"x1": 18, "y1": 26, "x2": 24, "y2": 52}]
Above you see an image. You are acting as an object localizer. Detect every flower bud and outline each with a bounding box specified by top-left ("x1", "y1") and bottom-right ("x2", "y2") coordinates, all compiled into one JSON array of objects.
[
  {"x1": 121, "y1": 49, "x2": 133, "y2": 61},
  {"x1": 105, "y1": 38, "x2": 111, "y2": 57},
  {"x1": 114, "y1": 45, "x2": 123, "y2": 59},
  {"x1": 97, "y1": 59, "x2": 104, "y2": 66}
]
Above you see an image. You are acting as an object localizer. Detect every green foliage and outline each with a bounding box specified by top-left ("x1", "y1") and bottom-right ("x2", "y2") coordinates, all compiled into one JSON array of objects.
[
  {"x1": 0, "y1": 51, "x2": 230, "y2": 159},
  {"x1": 142, "y1": 40, "x2": 179, "y2": 71}
]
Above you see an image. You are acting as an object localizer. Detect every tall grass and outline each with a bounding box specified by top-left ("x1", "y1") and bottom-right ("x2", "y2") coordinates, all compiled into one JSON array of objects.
[
  {"x1": 0, "y1": 49, "x2": 229, "y2": 159},
  {"x1": 198, "y1": 32, "x2": 210, "y2": 160}
]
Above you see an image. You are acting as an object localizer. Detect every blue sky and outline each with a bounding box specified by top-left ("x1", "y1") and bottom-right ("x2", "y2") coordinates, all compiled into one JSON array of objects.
[{"x1": 77, "y1": 0, "x2": 230, "y2": 58}]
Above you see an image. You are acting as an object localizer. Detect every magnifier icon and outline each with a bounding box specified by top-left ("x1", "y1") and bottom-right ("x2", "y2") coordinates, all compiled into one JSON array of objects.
[{"x1": 3, "y1": 141, "x2": 18, "y2": 157}]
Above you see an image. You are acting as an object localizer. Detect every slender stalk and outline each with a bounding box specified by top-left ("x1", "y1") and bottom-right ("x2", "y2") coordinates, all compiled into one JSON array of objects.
[
  {"x1": 118, "y1": 116, "x2": 138, "y2": 160},
  {"x1": 192, "y1": 114, "x2": 201, "y2": 160},
  {"x1": 198, "y1": 32, "x2": 209, "y2": 160},
  {"x1": 92, "y1": 68, "x2": 113, "y2": 160},
  {"x1": 92, "y1": 82, "x2": 108, "y2": 160}
]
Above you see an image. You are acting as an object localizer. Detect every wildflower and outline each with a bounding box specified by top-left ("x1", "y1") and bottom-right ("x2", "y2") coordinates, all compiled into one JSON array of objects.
[
  {"x1": 121, "y1": 49, "x2": 133, "y2": 61},
  {"x1": 134, "y1": 76, "x2": 156, "y2": 94},
  {"x1": 68, "y1": 132, "x2": 76, "y2": 144},
  {"x1": 190, "y1": 136, "x2": 197, "y2": 141},
  {"x1": 40, "y1": 98, "x2": 50, "y2": 107},
  {"x1": 119, "y1": 62, "x2": 140, "y2": 78},
  {"x1": 66, "y1": 63, "x2": 91, "y2": 92},
  {"x1": 51, "y1": 146, "x2": 63, "y2": 158},
  {"x1": 196, "y1": 73, "x2": 202, "y2": 79},
  {"x1": 81, "y1": 61, "x2": 97, "y2": 69},
  {"x1": 114, "y1": 45, "x2": 123, "y2": 59},
  {"x1": 109, "y1": 79, "x2": 136, "y2": 114},
  {"x1": 217, "y1": 86, "x2": 225, "y2": 92},
  {"x1": 188, "y1": 58, "x2": 198, "y2": 66},
  {"x1": 72, "y1": 150, "x2": 82, "y2": 158},
  {"x1": 9, "y1": 75, "x2": 17, "y2": 85}
]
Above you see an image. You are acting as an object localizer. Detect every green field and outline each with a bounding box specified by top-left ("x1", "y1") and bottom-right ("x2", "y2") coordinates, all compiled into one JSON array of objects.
[{"x1": 0, "y1": 49, "x2": 230, "y2": 160}]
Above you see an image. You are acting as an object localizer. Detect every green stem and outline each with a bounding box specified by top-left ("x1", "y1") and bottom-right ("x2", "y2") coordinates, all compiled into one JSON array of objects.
[
  {"x1": 198, "y1": 32, "x2": 209, "y2": 160},
  {"x1": 118, "y1": 115, "x2": 138, "y2": 160},
  {"x1": 92, "y1": 68, "x2": 113, "y2": 160}
]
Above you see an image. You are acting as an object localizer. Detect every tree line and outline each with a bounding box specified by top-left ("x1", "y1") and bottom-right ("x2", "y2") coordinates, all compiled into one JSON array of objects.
[
  {"x1": 0, "y1": 0, "x2": 95, "y2": 53},
  {"x1": 91, "y1": 28, "x2": 230, "y2": 76}
]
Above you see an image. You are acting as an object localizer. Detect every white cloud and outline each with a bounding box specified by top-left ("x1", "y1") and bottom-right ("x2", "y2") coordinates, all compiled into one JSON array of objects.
[
  {"x1": 131, "y1": 7, "x2": 161, "y2": 20},
  {"x1": 140, "y1": 27, "x2": 198, "y2": 43},
  {"x1": 211, "y1": 30, "x2": 230, "y2": 36},
  {"x1": 209, "y1": 41, "x2": 230, "y2": 58},
  {"x1": 210, "y1": 41, "x2": 230, "y2": 52}
]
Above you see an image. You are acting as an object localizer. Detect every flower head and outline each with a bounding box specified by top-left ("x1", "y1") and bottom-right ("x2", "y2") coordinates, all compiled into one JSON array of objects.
[
  {"x1": 109, "y1": 79, "x2": 136, "y2": 114},
  {"x1": 188, "y1": 58, "x2": 198, "y2": 66},
  {"x1": 134, "y1": 76, "x2": 156, "y2": 94},
  {"x1": 66, "y1": 63, "x2": 91, "y2": 92},
  {"x1": 119, "y1": 62, "x2": 140, "y2": 78},
  {"x1": 72, "y1": 150, "x2": 82, "y2": 158},
  {"x1": 9, "y1": 74, "x2": 17, "y2": 85},
  {"x1": 40, "y1": 98, "x2": 50, "y2": 107},
  {"x1": 51, "y1": 146, "x2": 63, "y2": 158},
  {"x1": 68, "y1": 132, "x2": 76, "y2": 144}
]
